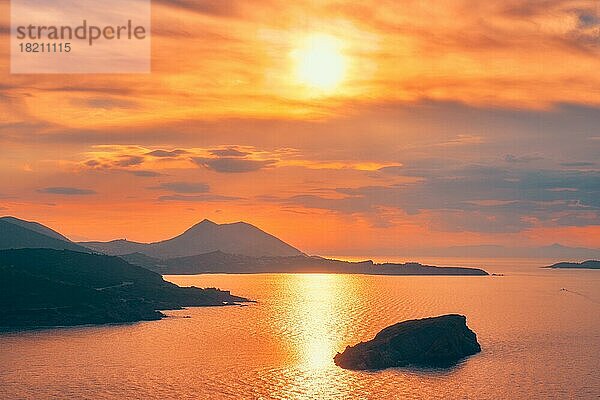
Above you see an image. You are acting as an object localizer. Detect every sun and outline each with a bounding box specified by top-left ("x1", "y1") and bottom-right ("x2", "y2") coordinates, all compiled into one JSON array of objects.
[{"x1": 292, "y1": 34, "x2": 347, "y2": 91}]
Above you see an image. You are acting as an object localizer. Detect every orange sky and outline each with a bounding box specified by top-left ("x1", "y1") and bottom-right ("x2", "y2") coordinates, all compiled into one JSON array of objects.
[{"x1": 1, "y1": 0, "x2": 599, "y2": 254}]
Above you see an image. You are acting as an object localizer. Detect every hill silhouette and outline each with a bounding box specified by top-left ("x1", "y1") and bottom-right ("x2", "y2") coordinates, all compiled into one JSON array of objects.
[
  {"x1": 82, "y1": 219, "x2": 303, "y2": 258},
  {"x1": 0, "y1": 249, "x2": 249, "y2": 328},
  {"x1": 0, "y1": 217, "x2": 90, "y2": 253},
  {"x1": 0, "y1": 216, "x2": 70, "y2": 241}
]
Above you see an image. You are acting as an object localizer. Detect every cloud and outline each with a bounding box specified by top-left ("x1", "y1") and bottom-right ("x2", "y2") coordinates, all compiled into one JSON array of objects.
[
  {"x1": 38, "y1": 187, "x2": 97, "y2": 196},
  {"x1": 158, "y1": 194, "x2": 241, "y2": 202},
  {"x1": 81, "y1": 147, "x2": 150, "y2": 171},
  {"x1": 84, "y1": 160, "x2": 102, "y2": 168},
  {"x1": 154, "y1": 0, "x2": 239, "y2": 17},
  {"x1": 504, "y1": 154, "x2": 543, "y2": 163},
  {"x1": 146, "y1": 149, "x2": 189, "y2": 158},
  {"x1": 430, "y1": 209, "x2": 533, "y2": 233},
  {"x1": 4, "y1": 0, "x2": 600, "y2": 137},
  {"x1": 191, "y1": 145, "x2": 282, "y2": 173},
  {"x1": 81, "y1": 156, "x2": 162, "y2": 177},
  {"x1": 150, "y1": 181, "x2": 210, "y2": 193},
  {"x1": 192, "y1": 157, "x2": 277, "y2": 173},
  {"x1": 554, "y1": 211, "x2": 600, "y2": 227},
  {"x1": 83, "y1": 97, "x2": 138, "y2": 110},
  {"x1": 279, "y1": 164, "x2": 600, "y2": 232},
  {"x1": 126, "y1": 170, "x2": 163, "y2": 177},
  {"x1": 209, "y1": 147, "x2": 250, "y2": 157},
  {"x1": 287, "y1": 193, "x2": 376, "y2": 214},
  {"x1": 436, "y1": 134, "x2": 483, "y2": 147},
  {"x1": 78, "y1": 152, "x2": 166, "y2": 179},
  {"x1": 114, "y1": 155, "x2": 145, "y2": 167},
  {"x1": 560, "y1": 161, "x2": 596, "y2": 167},
  {"x1": 576, "y1": 9, "x2": 600, "y2": 28}
]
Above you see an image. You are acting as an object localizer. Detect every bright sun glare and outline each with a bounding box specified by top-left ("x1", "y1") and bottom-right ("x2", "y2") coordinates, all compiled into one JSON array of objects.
[{"x1": 292, "y1": 35, "x2": 347, "y2": 91}]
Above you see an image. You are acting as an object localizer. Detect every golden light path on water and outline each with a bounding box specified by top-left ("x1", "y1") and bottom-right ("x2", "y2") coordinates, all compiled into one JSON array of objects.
[{"x1": 273, "y1": 274, "x2": 357, "y2": 398}]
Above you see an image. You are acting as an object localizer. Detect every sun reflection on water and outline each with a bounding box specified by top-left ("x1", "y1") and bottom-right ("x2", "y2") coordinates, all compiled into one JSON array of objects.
[
  {"x1": 289, "y1": 275, "x2": 344, "y2": 368},
  {"x1": 274, "y1": 274, "x2": 363, "y2": 398}
]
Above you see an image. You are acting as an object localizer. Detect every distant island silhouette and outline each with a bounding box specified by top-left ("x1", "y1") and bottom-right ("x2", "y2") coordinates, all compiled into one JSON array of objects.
[
  {"x1": 545, "y1": 260, "x2": 600, "y2": 269},
  {"x1": 120, "y1": 251, "x2": 489, "y2": 276},
  {"x1": 1, "y1": 216, "x2": 489, "y2": 276}
]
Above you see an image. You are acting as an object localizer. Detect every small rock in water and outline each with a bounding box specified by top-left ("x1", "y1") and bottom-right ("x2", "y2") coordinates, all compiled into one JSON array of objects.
[{"x1": 334, "y1": 314, "x2": 481, "y2": 370}]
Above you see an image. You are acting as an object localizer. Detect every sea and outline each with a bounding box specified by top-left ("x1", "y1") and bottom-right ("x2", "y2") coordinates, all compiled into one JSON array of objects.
[{"x1": 1, "y1": 258, "x2": 599, "y2": 399}]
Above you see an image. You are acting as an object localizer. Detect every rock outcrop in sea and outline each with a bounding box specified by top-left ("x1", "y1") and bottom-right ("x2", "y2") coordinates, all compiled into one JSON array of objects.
[{"x1": 334, "y1": 314, "x2": 481, "y2": 370}]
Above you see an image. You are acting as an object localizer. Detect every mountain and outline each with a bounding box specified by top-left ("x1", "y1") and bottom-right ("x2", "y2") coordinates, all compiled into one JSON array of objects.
[
  {"x1": 2, "y1": 215, "x2": 486, "y2": 276},
  {"x1": 0, "y1": 248, "x2": 250, "y2": 328},
  {"x1": 0, "y1": 216, "x2": 70, "y2": 241},
  {"x1": 536, "y1": 244, "x2": 600, "y2": 260},
  {"x1": 0, "y1": 217, "x2": 90, "y2": 253},
  {"x1": 121, "y1": 250, "x2": 489, "y2": 276},
  {"x1": 81, "y1": 219, "x2": 303, "y2": 258},
  {"x1": 79, "y1": 239, "x2": 148, "y2": 256},
  {"x1": 545, "y1": 260, "x2": 600, "y2": 269}
]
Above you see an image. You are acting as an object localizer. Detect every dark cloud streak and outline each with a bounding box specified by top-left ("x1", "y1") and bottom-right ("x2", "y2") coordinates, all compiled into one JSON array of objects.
[
  {"x1": 150, "y1": 182, "x2": 210, "y2": 194},
  {"x1": 38, "y1": 187, "x2": 97, "y2": 196},
  {"x1": 192, "y1": 157, "x2": 276, "y2": 173}
]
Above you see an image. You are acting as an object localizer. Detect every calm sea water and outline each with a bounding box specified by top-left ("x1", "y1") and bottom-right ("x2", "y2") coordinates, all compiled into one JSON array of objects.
[{"x1": 1, "y1": 261, "x2": 599, "y2": 399}]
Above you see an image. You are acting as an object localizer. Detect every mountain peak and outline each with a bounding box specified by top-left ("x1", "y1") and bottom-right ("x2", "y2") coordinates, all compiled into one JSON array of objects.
[
  {"x1": 229, "y1": 221, "x2": 251, "y2": 226},
  {"x1": 191, "y1": 219, "x2": 257, "y2": 230},
  {"x1": 150, "y1": 218, "x2": 303, "y2": 258},
  {"x1": 182, "y1": 219, "x2": 218, "y2": 233},
  {"x1": 197, "y1": 219, "x2": 217, "y2": 226},
  {"x1": 80, "y1": 217, "x2": 303, "y2": 258}
]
